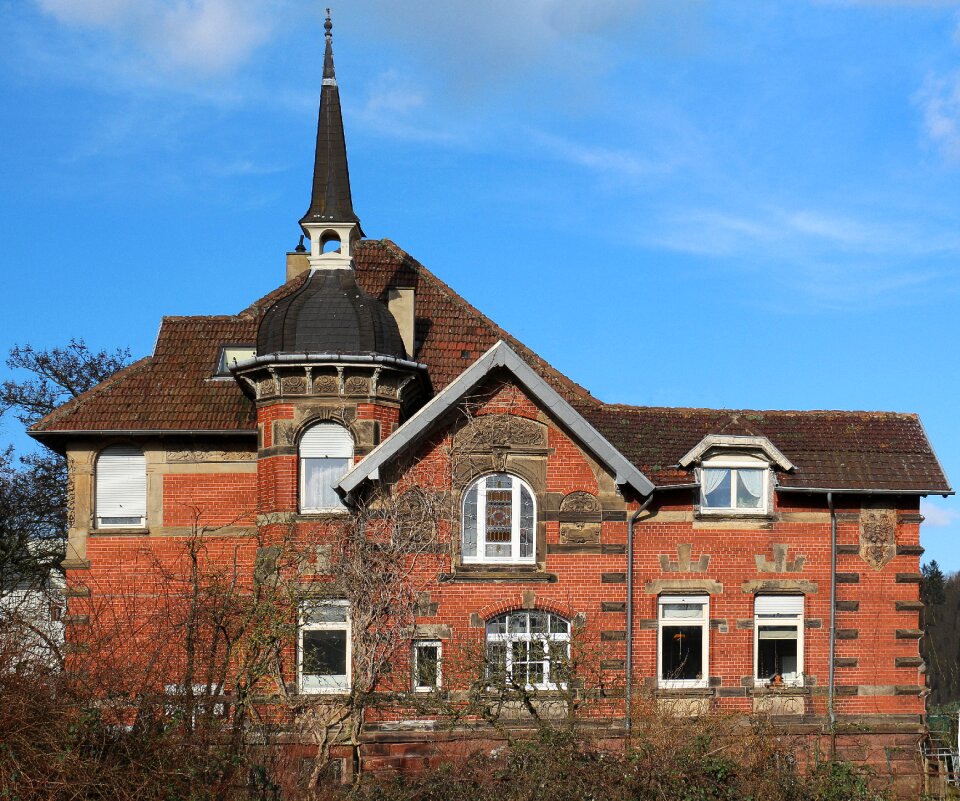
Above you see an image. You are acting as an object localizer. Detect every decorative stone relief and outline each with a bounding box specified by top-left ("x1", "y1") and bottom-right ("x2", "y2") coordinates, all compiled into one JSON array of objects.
[
  {"x1": 560, "y1": 491, "x2": 601, "y2": 514},
  {"x1": 860, "y1": 502, "x2": 897, "y2": 570},
  {"x1": 455, "y1": 414, "x2": 547, "y2": 451},
  {"x1": 559, "y1": 491, "x2": 601, "y2": 544},
  {"x1": 755, "y1": 543, "x2": 805, "y2": 573},
  {"x1": 313, "y1": 374, "x2": 339, "y2": 395},
  {"x1": 167, "y1": 449, "x2": 256, "y2": 462},
  {"x1": 281, "y1": 375, "x2": 305, "y2": 395},
  {"x1": 659, "y1": 543, "x2": 710, "y2": 573},
  {"x1": 378, "y1": 379, "x2": 399, "y2": 399},
  {"x1": 344, "y1": 376, "x2": 370, "y2": 395},
  {"x1": 394, "y1": 488, "x2": 439, "y2": 545}
]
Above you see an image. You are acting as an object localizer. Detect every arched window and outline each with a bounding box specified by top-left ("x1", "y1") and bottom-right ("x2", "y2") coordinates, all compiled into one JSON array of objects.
[
  {"x1": 485, "y1": 610, "x2": 570, "y2": 690},
  {"x1": 462, "y1": 473, "x2": 535, "y2": 564},
  {"x1": 300, "y1": 423, "x2": 353, "y2": 512},
  {"x1": 95, "y1": 445, "x2": 146, "y2": 528}
]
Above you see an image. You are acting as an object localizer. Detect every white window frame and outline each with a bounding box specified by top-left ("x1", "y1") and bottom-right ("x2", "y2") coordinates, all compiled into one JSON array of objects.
[
  {"x1": 298, "y1": 600, "x2": 351, "y2": 694},
  {"x1": 412, "y1": 639, "x2": 442, "y2": 692},
  {"x1": 485, "y1": 611, "x2": 570, "y2": 691},
  {"x1": 299, "y1": 423, "x2": 353, "y2": 514},
  {"x1": 461, "y1": 473, "x2": 536, "y2": 565},
  {"x1": 95, "y1": 444, "x2": 147, "y2": 529},
  {"x1": 698, "y1": 456, "x2": 770, "y2": 515},
  {"x1": 753, "y1": 595, "x2": 804, "y2": 688},
  {"x1": 657, "y1": 595, "x2": 710, "y2": 689}
]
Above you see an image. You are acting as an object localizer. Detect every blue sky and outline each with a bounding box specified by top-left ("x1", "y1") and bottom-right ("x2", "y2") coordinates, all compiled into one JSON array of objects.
[{"x1": 2, "y1": 0, "x2": 960, "y2": 569}]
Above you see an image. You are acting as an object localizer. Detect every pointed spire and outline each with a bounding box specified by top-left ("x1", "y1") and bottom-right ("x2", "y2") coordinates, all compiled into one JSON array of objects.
[{"x1": 300, "y1": 8, "x2": 361, "y2": 235}]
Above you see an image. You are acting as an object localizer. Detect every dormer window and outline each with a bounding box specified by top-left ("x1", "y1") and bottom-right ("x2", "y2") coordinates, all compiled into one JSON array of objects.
[
  {"x1": 679, "y1": 434, "x2": 794, "y2": 518},
  {"x1": 216, "y1": 345, "x2": 256, "y2": 376},
  {"x1": 701, "y1": 463, "x2": 767, "y2": 512}
]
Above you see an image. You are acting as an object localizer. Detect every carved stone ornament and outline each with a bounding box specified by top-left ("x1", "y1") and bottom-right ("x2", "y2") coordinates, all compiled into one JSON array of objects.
[
  {"x1": 456, "y1": 414, "x2": 546, "y2": 451},
  {"x1": 560, "y1": 491, "x2": 601, "y2": 515},
  {"x1": 560, "y1": 522, "x2": 600, "y2": 545},
  {"x1": 394, "y1": 488, "x2": 438, "y2": 545},
  {"x1": 860, "y1": 503, "x2": 897, "y2": 570},
  {"x1": 344, "y1": 376, "x2": 370, "y2": 395},
  {"x1": 313, "y1": 374, "x2": 339, "y2": 395},
  {"x1": 559, "y1": 491, "x2": 601, "y2": 544},
  {"x1": 281, "y1": 375, "x2": 306, "y2": 395},
  {"x1": 167, "y1": 449, "x2": 255, "y2": 462},
  {"x1": 257, "y1": 377, "x2": 275, "y2": 397}
]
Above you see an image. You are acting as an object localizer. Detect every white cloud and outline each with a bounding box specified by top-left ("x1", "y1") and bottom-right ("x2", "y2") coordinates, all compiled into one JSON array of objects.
[
  {"x1": 35, "y1": 0, "x2": 273, "y2": 76},
  {"x1": 638, "y1": 201, "x2": 960, "y2": 310},
  {"x1": 917, "y1": 70, "x2": 960, "y2": 162},
  {"x1": 921, "y1": 499, "x2": 960, "y2": 527}
]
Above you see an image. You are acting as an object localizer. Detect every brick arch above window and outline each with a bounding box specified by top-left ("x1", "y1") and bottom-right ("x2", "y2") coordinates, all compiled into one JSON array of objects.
[{"x1": 477, "y1": 595, "x2": 578, "y2": 623}]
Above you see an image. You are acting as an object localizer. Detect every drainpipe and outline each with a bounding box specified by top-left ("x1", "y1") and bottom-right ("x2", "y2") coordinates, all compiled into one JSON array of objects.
[
  {"x1": 827, "y1": 491, "x2": 838, "y2": 757},
  {"x1": 626, "y1": 492, "x2": 655, "y2": 738}
]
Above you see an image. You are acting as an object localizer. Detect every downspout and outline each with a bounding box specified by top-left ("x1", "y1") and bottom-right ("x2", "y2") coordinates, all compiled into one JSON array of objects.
[
  {"x1": 626, "y1": 492, "x2": 655, "y2": 738},
  {"x1": 827, "y1": 491, "x2": 837, "y2": 757}
]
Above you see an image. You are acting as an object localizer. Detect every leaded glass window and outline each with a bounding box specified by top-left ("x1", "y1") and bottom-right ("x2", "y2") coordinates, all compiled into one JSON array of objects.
[{"x1": 461, "y1": 474, "x2": 536, "y2": 563}]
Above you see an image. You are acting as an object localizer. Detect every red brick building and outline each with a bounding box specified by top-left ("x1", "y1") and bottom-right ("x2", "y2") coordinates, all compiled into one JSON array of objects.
[{"x1": 31, "y1": 14, "x2": 952, "y2": 795}]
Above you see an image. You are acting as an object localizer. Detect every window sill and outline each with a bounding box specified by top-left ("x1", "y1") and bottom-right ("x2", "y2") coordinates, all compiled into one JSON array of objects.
[
  {"x1": 696, "y1": 508, "x2": 772, "y2": 520},
  {"x1": 440, "y1": 566, "x2": 557, "y2": 583},
  {"x1": 654, "y1": 686, "x2": 714, "y2": 698},
  {"x1": 296, "y1": 511, "x2": 350, "y2": 521},
  {"x1": 751, "y1": 685, "x2": 808, "y2": 696},
  {"x1": 90, "y1": 527, "x2": 149, "y2": 537}
]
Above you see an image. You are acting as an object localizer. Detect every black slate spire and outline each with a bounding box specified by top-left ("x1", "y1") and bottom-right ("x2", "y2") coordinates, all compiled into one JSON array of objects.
[{"x1": 299, "y1": 9, "x2": 361, "y2": 234}]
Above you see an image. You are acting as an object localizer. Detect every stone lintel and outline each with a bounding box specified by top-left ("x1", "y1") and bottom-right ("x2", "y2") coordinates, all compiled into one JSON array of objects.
[
  {"x1": 741, "y1": 579, "x2": 817, "y2": 594},
  {"x1": 647, "y1": 579, "x2": 723, "y2": 595}
]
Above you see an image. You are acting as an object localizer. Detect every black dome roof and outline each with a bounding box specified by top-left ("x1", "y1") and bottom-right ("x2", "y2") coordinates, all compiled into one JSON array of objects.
[{"x1": 257, "y1": 269, "x2": 406, "y2": 359}]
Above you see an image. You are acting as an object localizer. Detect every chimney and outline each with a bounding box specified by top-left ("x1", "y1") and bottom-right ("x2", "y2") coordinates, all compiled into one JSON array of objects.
[
  {"x1": 387, "y1": 287, "x2": 416, "y2": 358},
  {"x1": 286, "y1": 251, "x2": 310, "y2": 281}
]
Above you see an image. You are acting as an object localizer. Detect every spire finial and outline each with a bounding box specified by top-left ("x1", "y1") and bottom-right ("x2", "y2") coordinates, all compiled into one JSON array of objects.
[{"x1": 322, "y1": 8, "x2": 336, "y2": 84}]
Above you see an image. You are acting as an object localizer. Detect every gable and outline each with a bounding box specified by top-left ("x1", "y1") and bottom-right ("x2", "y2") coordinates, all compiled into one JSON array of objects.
[{"x1": 338, "y1": 341, "x2": 655, "y2": 499}]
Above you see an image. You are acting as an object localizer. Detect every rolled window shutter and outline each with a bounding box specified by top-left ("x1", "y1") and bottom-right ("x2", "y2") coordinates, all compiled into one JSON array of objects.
[
  {"x1": 300, "y1": 424, "x2": 353, "y2": 458},
  {"x1": 755, "y1": 595, "x2": 804, "y2": 616},
  {"x1": 96, "y1": 445, "x2": 146, "y2": 519}
]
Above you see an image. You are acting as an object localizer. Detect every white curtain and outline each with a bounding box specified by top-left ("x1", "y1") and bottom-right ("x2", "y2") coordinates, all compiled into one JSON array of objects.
[
  {"x1": 736, "y1": 469, "x2": 763, "y2": 507},
  {"x1": 702, "y1": 469, "x2": 727, "y2": 495},
  {"x1": 302, "y1": 457, "x2": 349, "y2": 510}
]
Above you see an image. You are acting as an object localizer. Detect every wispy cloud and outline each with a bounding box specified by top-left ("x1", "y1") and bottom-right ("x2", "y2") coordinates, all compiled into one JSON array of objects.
[
  {"x1": 352, "y1": 69, "x2": 462, "y2": 145},
  {"x1": 529, "y1": 130, "x2": 675, "y2": 181},
  {"x1": 917, "y1": 70, "x2": 960, "y2": 162},
  {"x1": 35, "y1": 0, "x2": 275, "y2": 77},
  {"x1": 640, "y1": 202, "x2": 960, "y2": 309},
  {"x1": 922, "y1": 499, "x2": 959, "y2": 527}
]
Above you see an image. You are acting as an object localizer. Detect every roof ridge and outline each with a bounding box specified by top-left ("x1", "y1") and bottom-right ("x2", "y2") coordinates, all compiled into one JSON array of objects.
[
  {"x1": 30, "y1": 356, "x2": 154, "y2": 432},
  {"x1": 597, "y1": 402, "x2": 920, "y2": 418}
]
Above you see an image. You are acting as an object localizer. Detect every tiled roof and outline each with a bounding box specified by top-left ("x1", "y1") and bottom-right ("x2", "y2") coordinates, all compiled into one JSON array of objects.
[
  {"x1": 31, "y1": 241, "x2": 951, "y2": 494},
  {"x1": 584, "y1": 407, "x2": 951, "y2": 494}
]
